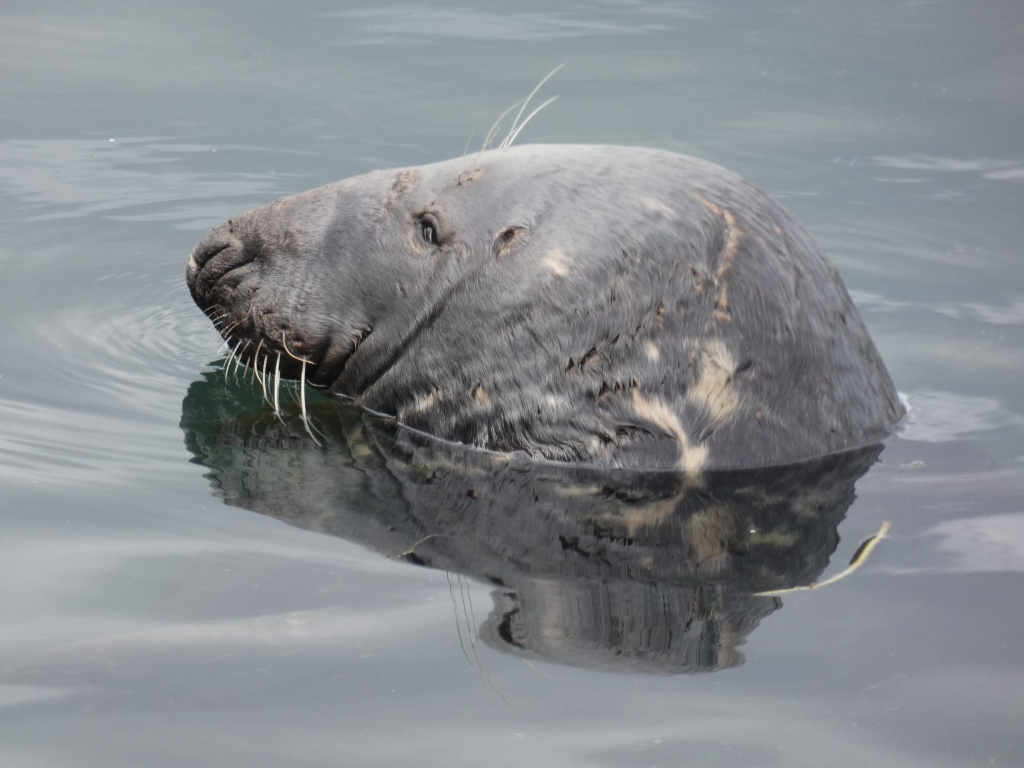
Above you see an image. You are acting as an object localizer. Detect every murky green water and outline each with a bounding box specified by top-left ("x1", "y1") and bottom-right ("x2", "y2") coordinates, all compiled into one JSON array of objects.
[{"x1": 2, "y1": 1, "x2": 1022, "y2": 766}]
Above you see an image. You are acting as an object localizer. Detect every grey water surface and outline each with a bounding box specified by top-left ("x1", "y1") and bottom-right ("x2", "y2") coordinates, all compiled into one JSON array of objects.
[{"x1": 2, "y1": 1, "x2": 1023, "y2": 766}]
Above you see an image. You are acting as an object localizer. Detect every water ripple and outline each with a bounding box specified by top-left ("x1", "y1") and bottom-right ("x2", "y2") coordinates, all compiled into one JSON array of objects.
[{"x1": 2, "y1": 278, "x2": 223, "y2": 490}]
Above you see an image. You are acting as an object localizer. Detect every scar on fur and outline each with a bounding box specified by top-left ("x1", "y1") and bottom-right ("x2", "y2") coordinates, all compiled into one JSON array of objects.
[
  {"x1": 382, "y1": 170, "x2": 421, "y2": 218},
  {"x1": 543, "y1": 247, "x2": 570, "y2": 276},
  {"x1": 693, "y1": 193, "x2": 742, "y2": 320},
  {"x1": 456, "y1": 168, "x2": 484, "y2": 185},
  {"x1": 688, "y1": 339, "x2": 741, "y2": 425},
  {"x1": 631, "y1": 390, "x2": 708, "y2": 475}
]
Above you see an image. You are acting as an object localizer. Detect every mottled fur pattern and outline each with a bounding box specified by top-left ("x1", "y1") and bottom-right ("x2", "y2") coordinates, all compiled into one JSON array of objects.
[{"x1": 187, "y1": 144, "x2": 904, "y2": 470}]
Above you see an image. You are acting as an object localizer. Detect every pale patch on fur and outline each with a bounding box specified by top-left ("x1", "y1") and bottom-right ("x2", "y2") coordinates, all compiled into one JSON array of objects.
[
  {"x1": 643, "y1": 197, "x2": 678, "y2": 220},
  {"x1": 410, "y1": 391, "x2": 438, "y2": 413},
  {"x1": 543, "y1": 247, "x2": 570, "y2": 276},
  {"x1": 472, "y1": 384, "x2": 490, "y2": 405},
  {"x1": 694, "y1": 193, "x2": 742, "y2": 320},
  {"x1": 645, "y1": 340, "x2": 660, "y2": 362},
  {"x1": 584, "y1": 492, "x2": 685, "y2": 539},
  {"x1": 631, "y1": 390, "x2": 708, "y2": 475},
  {"x1": 553, "y1": 483, "x2": 603, "y2": 498},
  {"x1": 688, "y1": 339, "x2": 740, "y2": 423},
  {"x1": 588, "y1": 436, "x2": 607, "y2": 456},
  {"x1": 621, "y1": 496, "x2": 678, "y2": 538},
  {"x1": 352, "y1": 443, "x2": 375, "y2": 460},
  {"x1": 545, "y1": 394, "x2": 568, "y2": 409}
]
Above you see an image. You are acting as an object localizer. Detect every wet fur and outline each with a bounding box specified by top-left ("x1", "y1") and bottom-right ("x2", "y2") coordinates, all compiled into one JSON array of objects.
[{"x1": 186, "y1": 144, "x2": 904, "y2": 470}]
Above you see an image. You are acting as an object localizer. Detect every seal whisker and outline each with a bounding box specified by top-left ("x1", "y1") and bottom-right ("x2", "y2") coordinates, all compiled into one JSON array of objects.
[
  {"x1": 273, "y1": 352, "x2": 282, "y2": 417},
  {"x1": 222, "y1": 343, "x2": 238, "y2": 373},
  {"x1": 232, "y1": 339, "x2": 251, "y2": 381},
  {"x1": 503, "y1": 95, "x2": 559, "y2": 149},
  {"x1": 474, "y1": 98, "x2": 526, "y2": 170},
  {"x1": 206, "y1": 305, "x2": 227, "y2": 322},
  {"x1": 259, "y1": 354, "x2": 270, "y2": 403},
  {"x1": 220, "y1": 318, "x2": 245, "y2": 342},
  {"x1": 281, "y1": 331, "x2": 313, "y2": 364},
  {"x1": 500, "y1": 62, "x2": 565, "y2": 150},
  {"x1": 460, "y1": 125, "x2": 476, "y2": 173},
  {"x1": 252, "y1": 339, "x2": 266, "y2": 387},
  {"x1": 299, "y1": 361, "x2": 322, "y2": 447}
]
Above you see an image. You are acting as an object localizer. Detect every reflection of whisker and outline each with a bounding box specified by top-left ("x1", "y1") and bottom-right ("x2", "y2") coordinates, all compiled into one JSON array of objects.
[
  {"x1": 522, "y1": 659, "x2": 556, "y2": 679},
  {"x1": 458, "y1": 575, "x2": 484, "y2": 672},
  {"x1": 754, "y1": 521, "x2": 892, "y2": 597},
  {"x1": 465, "y1": 584, "x2": 494, "y2": 689},
  {"x1": 458, "y1": 574, "x2": 510, "y2": 706},
  {"x1": 446, "y1": 571, "x2": 474, "y2": 671},
  {"x1": 304, "y1": 415, "x2": 327, "y2": 444}
]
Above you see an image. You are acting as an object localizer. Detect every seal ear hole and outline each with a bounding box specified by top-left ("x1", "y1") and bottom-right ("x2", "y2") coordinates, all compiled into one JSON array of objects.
[{"x1": 492, "y1": 226, "x2": 525, "y2": 257}]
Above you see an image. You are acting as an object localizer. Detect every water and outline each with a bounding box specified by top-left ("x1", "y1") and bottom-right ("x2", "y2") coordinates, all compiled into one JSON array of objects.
[{"x1": 2, "y1": 1, "x2": 1023, "y2": 765}]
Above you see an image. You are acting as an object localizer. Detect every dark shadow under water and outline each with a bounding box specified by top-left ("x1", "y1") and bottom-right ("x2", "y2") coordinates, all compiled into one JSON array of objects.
[{"x1": 181, "y1": 370, "x2": 885, "y2": 675}]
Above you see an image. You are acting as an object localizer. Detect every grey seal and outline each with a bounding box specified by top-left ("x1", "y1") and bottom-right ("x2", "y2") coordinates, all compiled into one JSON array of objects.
[{"x1": 186, "y1": 143, "x2": 904, "y2": 471}]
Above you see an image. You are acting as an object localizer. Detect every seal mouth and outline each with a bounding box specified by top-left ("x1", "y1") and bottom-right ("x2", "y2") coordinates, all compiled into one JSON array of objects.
[{"x1": 210, "y1": 307, "x2": 371, "y2": 395}]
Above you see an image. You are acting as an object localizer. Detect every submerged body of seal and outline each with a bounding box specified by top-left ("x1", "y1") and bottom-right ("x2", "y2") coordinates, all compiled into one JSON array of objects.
[{"x1": 186, "y1": 143, "x2": 904, "y2": 471}]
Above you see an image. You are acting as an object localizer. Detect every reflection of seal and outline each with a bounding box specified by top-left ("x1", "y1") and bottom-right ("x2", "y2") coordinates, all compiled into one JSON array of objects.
[
  {"x1": 181, "y1": 371, "x2": 882, "y2": 674},
  {"x1": 186, "y1": 144, "x2": 904, "y2": 470}
]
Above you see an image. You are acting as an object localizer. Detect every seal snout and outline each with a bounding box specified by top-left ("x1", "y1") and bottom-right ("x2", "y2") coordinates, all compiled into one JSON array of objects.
[{"x1": 186, "y1": 223, "x2": 243, "y2": 283}]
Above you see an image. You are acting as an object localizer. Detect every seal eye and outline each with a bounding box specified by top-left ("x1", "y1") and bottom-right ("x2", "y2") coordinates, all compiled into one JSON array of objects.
[{"x1": 419, "y1": 216, "x2": 439, "y2": 246}]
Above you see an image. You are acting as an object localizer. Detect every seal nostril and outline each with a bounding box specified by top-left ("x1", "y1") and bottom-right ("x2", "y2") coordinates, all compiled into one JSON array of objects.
[
  {"x1": 189, "y1": 224, "x2": 243, "y2": 274},
  {"x1": 195, "y1": 242, "x2": 230, "y2": 265}
]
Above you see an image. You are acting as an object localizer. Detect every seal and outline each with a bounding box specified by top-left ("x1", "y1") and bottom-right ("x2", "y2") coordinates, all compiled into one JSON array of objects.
[{"x1": 186, "y1": 143, "x2": 905, "y2": 471}]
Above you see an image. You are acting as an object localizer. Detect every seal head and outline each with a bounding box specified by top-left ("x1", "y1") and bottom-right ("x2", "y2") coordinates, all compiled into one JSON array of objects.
[{"x1": 186, "y1": 144, "x2": 904, "y2": 470}]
